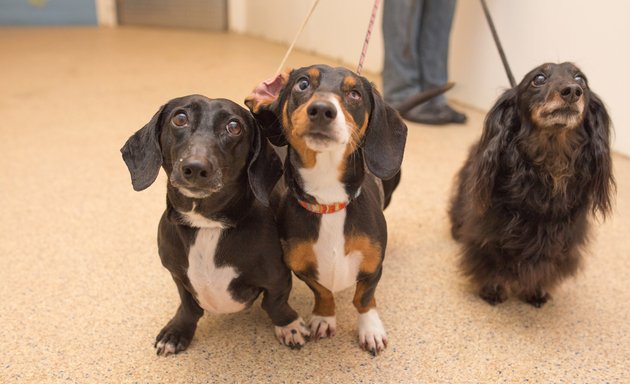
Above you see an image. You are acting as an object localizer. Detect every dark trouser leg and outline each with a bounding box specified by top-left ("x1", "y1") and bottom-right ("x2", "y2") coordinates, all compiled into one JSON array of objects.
[
  {"x1": 417, "y1": 0, "x2": 457, "y2": 105},
  {"x1": 382, "y1": 0, "x2": 423, "y2": 104}
]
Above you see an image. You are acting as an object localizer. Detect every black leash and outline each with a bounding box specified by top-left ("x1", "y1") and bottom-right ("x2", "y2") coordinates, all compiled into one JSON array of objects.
[{"x1": 480, "y1": 0, "x2": 516, "y2": 88}]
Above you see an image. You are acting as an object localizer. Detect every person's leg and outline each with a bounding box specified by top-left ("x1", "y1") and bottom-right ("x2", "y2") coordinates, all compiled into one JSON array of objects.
[
  {"x1": 407, "y1": 0, "x2": 466, "y2": 124},
  {"x1": 417, "y1": 0, "x2": 456, "y2": 104},
  {"x1": 382, "y1": 0, "x2": 423, "y2": 105}
]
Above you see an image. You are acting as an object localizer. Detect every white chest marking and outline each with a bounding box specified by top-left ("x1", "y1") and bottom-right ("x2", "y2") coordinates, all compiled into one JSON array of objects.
[
  {"x1": 186, "y1": 227, "x2": 246, "y2": 314},
  {"x1": 299, "y1": 148, "x2": 348, "y2": 204},
  {"x1": 313, "y1": 210, "x2": 363, "y2": 293},
  {"x1": 298, "y1": 142, "x2": 360, "y2": 292},
  {"x1": 180, "y1": 203, "x2": 225, "y2": 229}
]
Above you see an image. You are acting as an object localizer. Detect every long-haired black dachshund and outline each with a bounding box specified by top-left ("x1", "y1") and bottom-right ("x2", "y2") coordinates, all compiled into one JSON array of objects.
[{"x1": 449, "y1": 62, "x2": 614, "y2": 307}]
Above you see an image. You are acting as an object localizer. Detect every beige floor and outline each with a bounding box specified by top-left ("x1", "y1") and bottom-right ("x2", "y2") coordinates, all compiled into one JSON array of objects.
[{"x1": 1, "y1": 27, "x2": 629, "y2": 383}]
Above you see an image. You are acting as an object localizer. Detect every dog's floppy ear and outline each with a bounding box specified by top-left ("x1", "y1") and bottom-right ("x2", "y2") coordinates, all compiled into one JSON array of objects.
[
  {"x1": 470, "y1": 88, "x2": 518, "y2": 211},
  {"x1": 363, "y1": 81, "x2": 408, "y2": 180},
  {"x1": 244, "y1": 71, "x2": 291, "y2": 147},
  {"x1": 584, "y1": 91, "x2": 615, "y2": 217},
  {"x1": 247, "y1": 118, "x2": 283, "y2": 207},
  {"x1": 120, "y1": 105, "x2": 166, "y2": 191}
]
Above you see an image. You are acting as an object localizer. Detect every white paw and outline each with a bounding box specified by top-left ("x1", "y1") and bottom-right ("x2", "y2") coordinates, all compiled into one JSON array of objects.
[
  {"x1": 154, "y1": 340, "x2": 178, "y2": 356},
  {"x1": 154, "y1": 326, "x2": 193, "y2": 357},
  {"x1": 274, "y1": 317, "x2": 310, "y2": 349},
  {"x1": 358, "y1": 309, "x2": 387, "y2": 356},
  {"x1": 309, "y1": 315, "x2": 337, "y2": 340}
]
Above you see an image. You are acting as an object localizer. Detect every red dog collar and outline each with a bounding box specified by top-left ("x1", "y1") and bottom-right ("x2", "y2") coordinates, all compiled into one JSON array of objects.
[{"x1": 298, "y1": 199, "x2": 348, "y2": 214}]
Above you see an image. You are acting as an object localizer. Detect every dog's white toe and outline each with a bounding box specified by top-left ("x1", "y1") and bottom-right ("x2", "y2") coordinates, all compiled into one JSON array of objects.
[
  {"x1": 155, "y1": 340, "x2": 178, "y2": 356},
  {"x1": 309, "y1": 315, "x2": 337, "y2": 340},
  {"x1": 274, "y1": 317, "x2": 310, "y2": 349},
  {"x1": 358, "y1": 309, "x2": 387, "y2": 356}
]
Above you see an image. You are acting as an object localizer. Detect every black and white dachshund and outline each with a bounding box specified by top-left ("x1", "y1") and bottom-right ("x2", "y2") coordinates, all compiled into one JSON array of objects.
[
  {"x1": 449, "y1": 62, "x2": 614, "y2": 307},
  {"x1": 121, "y1": 95, "x2": 310, "y2": 356}
]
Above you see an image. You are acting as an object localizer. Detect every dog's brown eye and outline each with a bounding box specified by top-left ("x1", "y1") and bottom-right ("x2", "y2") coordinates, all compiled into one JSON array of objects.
[
  {"x1": 295, "y1": 78, "x2": 310, "y2": 91},
  {"x1": 532, "y1": 74, "x2": 547, "y2": 87},
  {"x1": 226, "y1": 120, "x2": 242, "y2": 136},
  {"x1": 347, "y1": 90, "x2": 362, "y2": 100},
  {"x1": 171, "y1": 113, "x2": 188, "y2": 127}
]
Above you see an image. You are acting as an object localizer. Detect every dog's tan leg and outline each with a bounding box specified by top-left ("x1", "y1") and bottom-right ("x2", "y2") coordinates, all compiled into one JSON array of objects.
[
  {"x1": 283, "y1": 240, "x2": 337, "y2": 340},
  {"x1": 352, "y1": 280, "x2": 377, "y2": 313},
  {"x1": 301, "y1": 278, "x2": 337, "y2": 340},
  {"x1": 353, "y1": 278, "x2": 387, "y2": 356}
]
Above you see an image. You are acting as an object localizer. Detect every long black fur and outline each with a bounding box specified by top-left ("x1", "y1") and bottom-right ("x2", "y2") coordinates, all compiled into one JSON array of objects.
[{"x1": 449, "y1": 62, "x2": 614, "y2": 307}]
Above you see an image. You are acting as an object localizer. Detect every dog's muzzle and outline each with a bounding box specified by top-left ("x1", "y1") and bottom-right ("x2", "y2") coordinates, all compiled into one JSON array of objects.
[
  {"x1": 536, "y1": 85, "x2": 586, "y2": 129},
  {"x1": 559, "y1": 84, "x2": 583, "y2": 104},
  {"x1": 171, "y1": 156, "x2": 223, "y2": 198},
  {"x1": 307, "y1": 100, "x2": 337, "y2": 125},
  {"x1": 302, "y1": 96, "x2": 348, "y2": 150}
]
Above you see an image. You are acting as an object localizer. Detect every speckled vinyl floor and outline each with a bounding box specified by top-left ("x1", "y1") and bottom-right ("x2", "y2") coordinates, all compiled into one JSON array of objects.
[{"x1": 1, "y1": 28, "x2": 629, "y2": 383}]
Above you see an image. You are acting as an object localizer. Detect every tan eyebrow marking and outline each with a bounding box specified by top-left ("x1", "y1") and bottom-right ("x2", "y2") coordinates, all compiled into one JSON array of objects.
[
  {"x1": 307, "y1": 68, "x2": 320, "y2": 79},
  {"x1": 343, "y1": 76, "x2": 357, "y2": 88}
]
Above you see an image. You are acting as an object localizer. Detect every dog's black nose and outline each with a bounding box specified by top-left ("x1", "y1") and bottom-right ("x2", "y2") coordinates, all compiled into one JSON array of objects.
[
  {"x1": 560, "y1": 84, "x2": 583, "y2": 103},
  {"x1": 307, "y1": 100, "x2": 337, "y2": 123},
  {"x1": 181, "y1": 157, "x2": 213, "y2": 183}
]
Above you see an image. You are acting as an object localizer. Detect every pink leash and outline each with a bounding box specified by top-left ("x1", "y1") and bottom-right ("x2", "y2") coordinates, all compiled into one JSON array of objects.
[
  {"x1": 261, "y1": 0, "x2": 380, "y2": 103},
  {"x1": 357, "y1": 0, "x2": 381, "y2": 75}
]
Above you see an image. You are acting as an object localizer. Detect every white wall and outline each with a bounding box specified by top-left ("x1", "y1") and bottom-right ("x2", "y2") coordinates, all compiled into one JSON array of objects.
[
  {"x1": 228, "y1": 0, "x2": 247, "y2": 33},
  {"x1": 229, "y1": 0, "x2": 630, "y2": 156},
  {"x1": 450, "y1": 0, "x2": 630, "y2": 156},
  {"x1": 230, "y1": 0, "x2": 384, "y2": 74},
  {"x1": 95, "y1": 0, "x2": 116, "y2": 26}
]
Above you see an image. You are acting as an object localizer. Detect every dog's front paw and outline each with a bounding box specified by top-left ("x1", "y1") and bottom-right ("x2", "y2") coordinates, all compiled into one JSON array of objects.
[
  {"x1": 480, "y1": 283, "x2": 507, "y2": 305},
  {"x1": 275, "y1": 317, "x2": 310, "y2": 349},
  {"x1": 358, "y1": 309, "x2": 387, "y2": 356},
  {"x1": 154, "y1": 322, "x2": 196, "y2": 357},
  {"x1": 522, "y1": 290, "x2": 550, "y2": 308},
  {"x1": 309, "y1": 315, "x2": 336, "y2": 340}
]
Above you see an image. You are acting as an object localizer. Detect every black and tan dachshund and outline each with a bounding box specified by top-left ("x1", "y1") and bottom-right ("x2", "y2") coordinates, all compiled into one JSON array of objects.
[
  {"x1": 121, "y1": 95, "x2": 310, "y2": 356},
  {"x1": 246, "y1": 65, "x2": 408, "y2": 355},
  {"x1": 449, "y1": 62, "x2": 614, "y2": 307}
]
